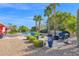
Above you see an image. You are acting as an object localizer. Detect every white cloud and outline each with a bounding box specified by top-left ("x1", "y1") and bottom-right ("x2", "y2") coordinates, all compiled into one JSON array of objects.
[
  {"x1": 23, "y1": 16, "x2": 33, "y2": 19},
  {"x1": 0, "y1": 3, "x2": 48, "y2": 10},
  {"x1": 0, "y1": 15, "x2": 33, "y2": 21},
  {"x1": 0, "y1": 15, "x2": 32, "y2": 22},
  {"x1": 0, "y1": 3, "x2": 30, "y2": 10}
]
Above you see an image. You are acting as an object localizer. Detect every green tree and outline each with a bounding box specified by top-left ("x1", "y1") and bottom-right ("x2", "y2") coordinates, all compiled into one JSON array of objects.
[
  {"x1": 33, "y1": 15, "x2": 39, "y2": 32},
  {"x1": 31, "y1": 26, "x2": 36, "y2": 31},
  {"x1": 49, "y1": 3, "x2": 60, "y2": 35},
  {"x1": 77, "y1": 9, "x2": 79, "y2": 45},
  {"x1": 44, "y1": 3, "x2": 60, "y2": 34},
  {"x1": 48, "y1": 15, "x2": 54, "y2": 30},
  {"x1": 55, "y1": 11, "x2": 68, "y2": 31},
  {"x1": 18, "y1": 26, "x2": 29, "y2": 32},
  {"x1": 33, "y1": 15, "x2": 43, "y2": 32},
  {"x1": 8, "y1": 24, "x2": 18, "y2": 34},
  {"x1": 62, "y1": 12, "x2": 72, "y2": 31},
  {"x1": 8, "y1": 24, "x2": 17, "y2": 31},
  {"x1": 65, "y1": 16, "x2": 76, "y2": 33},
  {"x1": 37, "y1": 15, "x2": 43, "y2": 31},
  {"x1": 50, "y1": 11, "x2": 76, "y2": 34},
  {"x1": 44, "y1": 6, "x2": 52, "y2": 33}
]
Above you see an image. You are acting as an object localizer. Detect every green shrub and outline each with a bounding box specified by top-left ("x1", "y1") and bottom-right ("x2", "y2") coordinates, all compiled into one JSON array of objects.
[
  {"x1": 41, "y1": 36, "x2": 45, "y2": 38},
  {"x1": 18, "y1": 26, "x2": 29, "y2": 32},
  {"x1": 26, "y1": 36, "x2": 30, "y2": 40},
  {"x1": 34, "y1": 32, "x2": 40, "y2": 37},
  {"x1": 8, "y1": 31, "x2": 17, "y2": 34},
  {"x1": 33, "y1": 40, "x2": 43, "y2": 47},
  {"x1": 27, "y1": 36, "x2": 37, "y2": 42}
]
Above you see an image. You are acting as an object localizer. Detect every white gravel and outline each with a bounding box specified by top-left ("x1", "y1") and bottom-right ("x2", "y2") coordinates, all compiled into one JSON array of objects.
[
  {"x1": 23, "y1": 37, "x2": 79, "y2": 56},
  {"x1": 0, "y1": 34, "x2": 78, "y2": 56}
]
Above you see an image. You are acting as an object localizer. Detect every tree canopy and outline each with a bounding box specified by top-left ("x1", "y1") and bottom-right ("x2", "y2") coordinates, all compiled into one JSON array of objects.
[{"x1": 18, "y1": 25, "x2": 29, "y2": 32}]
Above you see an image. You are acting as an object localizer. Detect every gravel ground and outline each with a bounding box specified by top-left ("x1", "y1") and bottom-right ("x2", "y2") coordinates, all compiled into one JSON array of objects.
[
  {"x1": 0, "y1": 36, "x2": 30, "y2": 56},
  {"x1": 24, "y1": 37, "x2": 79, "y2": 56},
  {"x1": 0, "y1": 36, "x2": 79, "y2": 56}
]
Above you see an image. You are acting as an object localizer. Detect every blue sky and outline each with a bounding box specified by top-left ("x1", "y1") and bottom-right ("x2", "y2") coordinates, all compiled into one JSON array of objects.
[{"x1": 0, "y1": 3, "x2": 79, "y2": 28}]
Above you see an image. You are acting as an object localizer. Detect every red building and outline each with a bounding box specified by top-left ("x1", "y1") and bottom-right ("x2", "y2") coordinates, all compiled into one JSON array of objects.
[{"x1": 0, "y1": 23, "x2": 8, "y2": 38}]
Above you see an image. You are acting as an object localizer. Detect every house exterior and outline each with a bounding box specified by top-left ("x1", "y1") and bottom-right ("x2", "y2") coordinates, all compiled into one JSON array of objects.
[{"x1": 0, "y1": 23, "x2": 8, "y2": 38}]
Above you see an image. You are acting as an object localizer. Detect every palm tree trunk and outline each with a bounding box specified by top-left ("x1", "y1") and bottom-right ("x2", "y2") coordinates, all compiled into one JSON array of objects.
[
  {"x1": 48, "y1": 17, "x2": 50, "y2": 34},
  {"x1": 53, "y1": 3, "x2": 56, "y2": 36},
  {"x1": 36, "y1": 21, "x2": 38, "y2": 32},
  {"x1": 76, "y1": 9, "x2": 79, "y2": 45},
  {"x1": 39, "y1": 21, "x2": 41, "y2": 32}
]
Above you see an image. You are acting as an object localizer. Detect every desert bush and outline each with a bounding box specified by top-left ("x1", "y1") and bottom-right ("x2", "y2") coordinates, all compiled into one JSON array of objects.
[
  {"x1": 27, "y1": 36, "x2": 37, "y2": 42},
  {"x1": 33, "y1": 40, "x2": 43, "y2": 47},
  {"x1": 41, "y1": 36, "x2": 45, "y2": 38},
  {"x1": 26, "y1": 36, "x2": 30, "y2": 40},
  {"x1": 34, "y1": 32, "x2": 40, "y2": 36}
]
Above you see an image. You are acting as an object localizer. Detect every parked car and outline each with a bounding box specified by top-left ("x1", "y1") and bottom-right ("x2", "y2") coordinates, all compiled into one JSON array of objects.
[
  {"x1": 40, "y1": 29, "x2": 48, "y2": 33},
  {"x1": 56, "y1": 31, "x2": 70, "y2": 40},
  {"x1": 50, "y1": 31, "x2": 70, "y2": 40}
]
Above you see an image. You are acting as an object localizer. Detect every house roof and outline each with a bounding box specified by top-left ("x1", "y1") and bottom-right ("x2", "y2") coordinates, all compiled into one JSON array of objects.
[
  {"x1": 0, "y1": 22, "x2": 10, "y2": 30},
  {"x1": 0, "y1": 21, "x2": 8, "y2": 27}
]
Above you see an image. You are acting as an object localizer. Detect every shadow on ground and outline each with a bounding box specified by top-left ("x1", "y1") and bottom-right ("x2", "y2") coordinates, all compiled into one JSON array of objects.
[
  {"x1": 22, "y1": 39, "x2": 79, "y2": 56},
  {"x1": 22, "y1": 44, "x2": 79, "y2": 56}
]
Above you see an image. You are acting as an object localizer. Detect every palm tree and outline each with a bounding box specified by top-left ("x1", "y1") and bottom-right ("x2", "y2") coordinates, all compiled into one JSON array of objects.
[
  {"x1": 33, "y1": 15, "x2": 39, "y2": 32},
  {"x1": 8, "y1": 24, "x2": 17, "y2": 31},
  {"x1": 49, "y1": 3, "x2": 60, "y2": 36},
  {"x1": 38, "y1": 15, "x2": 43, "y2": 31},
  {"x1": 76, "y1": 9, "x2": 79, "y2": 45},
  {"x1": 44, "y1": 3, "x2": 60, "y2": 35},
  {"x1": 33, "y1": 15, "x2": 43, "y2": 32},
  {"x1": 44, "y1": 6, "x2": 52, "y2": 34}
]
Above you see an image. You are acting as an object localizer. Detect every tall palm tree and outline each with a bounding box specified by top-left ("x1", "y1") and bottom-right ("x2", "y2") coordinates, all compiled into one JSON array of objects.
[
  {"x1": 38, "y1": 15, "x2": 43, "y2": 31},
  {"x1": 33, "y1": 15, "x2": 39, "y2": 32},
  {"x1": 33, "y1": 15, "x2": 43, "y2": 32},
  {"x1": 49, "y1": 3, "x2": 60, "y2": 36},
  {"x1": 76, "y1": 9, "x2": 79, "y2": 45},
  {"x1": 44, "y1": 6, "x2": 52, "y2": 34},
  {"x1": 44, "y1": 3, "x2": 60, "y2": 35}
]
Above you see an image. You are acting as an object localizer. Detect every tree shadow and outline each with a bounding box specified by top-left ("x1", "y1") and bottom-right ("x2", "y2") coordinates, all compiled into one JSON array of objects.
[
  {"x1": 23, "y1": 39, "x2": 32, "y2": 44},
  {"x1": 23, "y1": 40, "x2": 31, "y2": 44},
  {"x1": 23, "y1": 39, "x2": 27, "y2": 40},
  {"x1": 22, "y1": 43, "x2": 79, "y2": 56},
  {"x1": 22, "y1": 44, "x2": 49, "y2": 56},
  {"x1": 22, "y1": 37, "x2": 79, "y2": 56}
]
